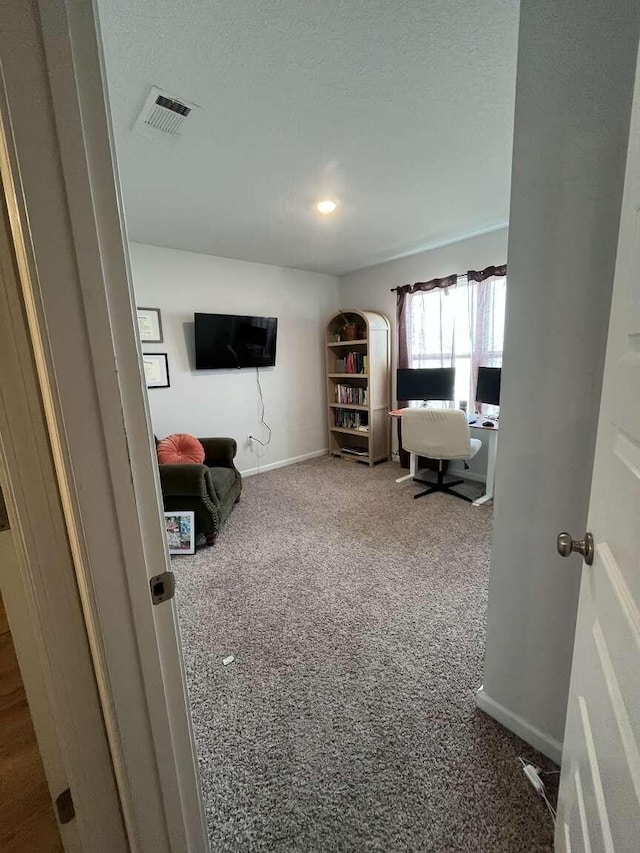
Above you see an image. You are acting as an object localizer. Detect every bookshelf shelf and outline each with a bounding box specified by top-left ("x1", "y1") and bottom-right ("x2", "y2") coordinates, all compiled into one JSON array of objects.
[
  {"x1": 326, "y1": 338, "x2": 368, "y2": 347},
  {"x1": 329, "y1": 403, "x2": 369, "y2": 411},
  {"x1": 325, "y1": 310, "x2": 391, "y2": 467},
  {"x1": 330, "y1": 426, "x2": 370, "y2": 436}
]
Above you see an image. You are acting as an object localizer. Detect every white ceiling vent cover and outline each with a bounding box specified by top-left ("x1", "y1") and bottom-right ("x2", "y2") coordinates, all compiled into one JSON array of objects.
[{"x1": 135, "y1": 86, "x2": 200, "y2": 138}]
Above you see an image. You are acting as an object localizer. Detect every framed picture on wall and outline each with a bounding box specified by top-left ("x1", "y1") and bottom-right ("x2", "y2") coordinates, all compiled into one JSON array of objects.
[
  {"x1": 164, "y1": 511, "x2": 195, "y2": 555},
  {"x1": 143, "y1": 353, "x2": 170, "y2": 388},
  {"x1": 137, "y1": 307, "x2": 163, "y2": 342}
]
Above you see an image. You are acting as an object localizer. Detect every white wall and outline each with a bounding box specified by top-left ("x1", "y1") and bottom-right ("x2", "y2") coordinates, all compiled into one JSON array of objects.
[
  {"x1": 130, "y1": 243, "x2": 339, "y2": 474},
  {"x1": 478, "y1": 0, "x2": 640, "y2": 762},
  {"x1": 340, "y1": 227, "x2": 509, "y2": 475}
]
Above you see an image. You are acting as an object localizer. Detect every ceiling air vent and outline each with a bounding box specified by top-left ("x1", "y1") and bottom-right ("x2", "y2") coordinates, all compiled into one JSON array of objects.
[
  {"x1": 134, "y1": 86, "x2": 199, "y2": 138},
  {"x1": 147, "y1": 95, "x2": 190, "y2": 134}
]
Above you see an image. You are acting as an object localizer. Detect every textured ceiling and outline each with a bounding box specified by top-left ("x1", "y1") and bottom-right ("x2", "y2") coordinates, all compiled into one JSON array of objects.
[{"x1": 98, "y1": 0, "x2": 519, "y2": 275}]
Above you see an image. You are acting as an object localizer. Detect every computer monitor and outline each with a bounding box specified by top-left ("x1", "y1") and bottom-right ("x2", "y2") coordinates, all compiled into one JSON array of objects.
[
  {"x1": 397, "y1": 367, "x2": 455, "y2": 402},
  {"x1": 476, "y1": 366, "x2": 502, "y2": 406}
]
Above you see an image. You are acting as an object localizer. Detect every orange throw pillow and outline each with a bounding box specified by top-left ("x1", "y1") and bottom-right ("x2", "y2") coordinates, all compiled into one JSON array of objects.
[{"x1": 157, "y1": 433, "x2": 205, "y2": 465}]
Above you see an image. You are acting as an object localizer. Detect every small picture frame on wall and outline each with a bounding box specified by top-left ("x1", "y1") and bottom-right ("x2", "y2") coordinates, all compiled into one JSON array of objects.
[
  {"x1": 143, "y1": 353, "x2": 170, "y2": 388},
  {"x1": 164, "y1": 511, "x2": 195, "y2": 555},
  {"x1": 137, "y1": 307, "x2": 163, "y2": 343}
]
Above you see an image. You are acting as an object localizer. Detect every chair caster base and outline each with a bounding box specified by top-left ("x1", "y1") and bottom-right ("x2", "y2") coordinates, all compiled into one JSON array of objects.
[{"x1": 412, "y1": 475, "x2": 473, "y2": 503}]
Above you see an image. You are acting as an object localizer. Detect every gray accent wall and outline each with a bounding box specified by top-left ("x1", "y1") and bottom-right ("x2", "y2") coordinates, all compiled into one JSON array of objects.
[{"x1": 480, "y1": 0, "x2": 640, "y2": 756}]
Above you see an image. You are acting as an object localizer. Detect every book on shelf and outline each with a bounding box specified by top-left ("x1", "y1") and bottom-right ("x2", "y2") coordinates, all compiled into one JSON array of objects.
[
  {"x1": 335, "y1": 384, "x2": 368, "y2": 405},
  {"x1": 334, "y1": 409, "x2": 368, "y2": 430},
  {"x1": 340, "y1": 445, "x2": 369, "y2": 457},
  {"x1": 334, "y1": 352, "x2": 367, "y2": 374}
]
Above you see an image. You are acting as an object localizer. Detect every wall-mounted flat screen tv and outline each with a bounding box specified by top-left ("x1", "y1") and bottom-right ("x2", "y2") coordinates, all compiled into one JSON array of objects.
[{"x1": 194, "y1": 312, "x2": 278, "y2": 369}]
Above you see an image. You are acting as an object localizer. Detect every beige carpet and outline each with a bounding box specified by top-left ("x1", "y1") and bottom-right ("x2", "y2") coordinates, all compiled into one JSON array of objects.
[{"x1": 174, "y1": 457, "x2": 557, "y2": 852}]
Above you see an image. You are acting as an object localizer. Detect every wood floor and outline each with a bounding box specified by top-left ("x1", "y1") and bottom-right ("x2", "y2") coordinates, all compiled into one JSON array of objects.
[{"x1": 0, "y1": 591, "x2": 62, "y2": 853}]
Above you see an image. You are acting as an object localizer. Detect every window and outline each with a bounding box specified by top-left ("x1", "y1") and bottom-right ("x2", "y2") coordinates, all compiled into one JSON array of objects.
[{"x1": 406, "y1": 274, "x2": 507, "y2": 409}]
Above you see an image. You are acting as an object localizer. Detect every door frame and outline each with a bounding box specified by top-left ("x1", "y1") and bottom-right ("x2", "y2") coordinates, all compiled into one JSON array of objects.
[
  {"x1": 0, "y1": 225, "x2": 111, "y2": 852},
  {"x1": 0, "y1": 0, "x2": 206, "y2": 850}
]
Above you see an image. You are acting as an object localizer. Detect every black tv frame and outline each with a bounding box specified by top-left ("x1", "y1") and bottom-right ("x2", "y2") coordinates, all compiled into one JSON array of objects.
[{"x1": 194, "y1": 312, "x2": 278, "y2": 370}]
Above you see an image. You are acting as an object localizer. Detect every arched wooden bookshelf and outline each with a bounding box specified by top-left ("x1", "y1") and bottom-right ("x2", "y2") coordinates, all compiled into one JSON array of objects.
[{"x1": 325, "y1": 309, "x2": 391, "y2": 466}]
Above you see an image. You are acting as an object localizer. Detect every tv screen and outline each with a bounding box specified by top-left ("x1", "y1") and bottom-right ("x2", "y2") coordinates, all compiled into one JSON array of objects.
[{"x1": 194, "y1": 313, "x2": 278, "y2": 369}]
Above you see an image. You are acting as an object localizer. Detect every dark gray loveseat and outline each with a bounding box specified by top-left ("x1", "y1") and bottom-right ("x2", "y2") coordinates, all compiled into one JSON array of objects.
[{"x1": 158, "y1": 437, "x2": 242, "y2": 545}]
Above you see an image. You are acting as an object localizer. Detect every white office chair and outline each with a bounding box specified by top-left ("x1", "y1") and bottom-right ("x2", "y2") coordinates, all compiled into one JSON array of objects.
[{"x1": 401, "y1": 408, "x2": 482, "y2": 502}]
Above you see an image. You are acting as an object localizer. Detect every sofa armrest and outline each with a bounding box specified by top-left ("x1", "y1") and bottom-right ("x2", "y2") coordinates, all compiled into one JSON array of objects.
[
  {"x1": 158, "y1": 463, "x2": 212, "y2": 498},
  {"x1": 198, "y1": 437, "x2": 238, "y2": 468}
]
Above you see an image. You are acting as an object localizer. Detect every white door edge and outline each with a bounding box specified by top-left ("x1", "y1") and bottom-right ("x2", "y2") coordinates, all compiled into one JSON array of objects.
[
  {"x1": 0, "y1": 479, "x2": 83, "y2": 853},
  {"x1": 0, "y1": 167, "x2": 125, "y2": 849},
  {"x1": 555, "y1": 29, "x2": 640, "y2": 853}
]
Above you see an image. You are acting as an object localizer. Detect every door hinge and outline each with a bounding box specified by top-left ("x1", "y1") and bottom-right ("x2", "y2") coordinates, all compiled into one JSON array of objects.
[
  {"x1": 55, "y1": 787, "x2": 75, "y2": 824},
  {"x1": 150, "y1": 570, "x2": 175, "y2": 605},
  {"x1": 0, "y1": 484, "x2": 10, "y2": 531}
]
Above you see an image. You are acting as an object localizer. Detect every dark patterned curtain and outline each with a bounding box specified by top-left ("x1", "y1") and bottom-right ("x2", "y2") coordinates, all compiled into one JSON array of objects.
[{"x1": 467, "y1": 265, "x2": 507, "y2": 283}]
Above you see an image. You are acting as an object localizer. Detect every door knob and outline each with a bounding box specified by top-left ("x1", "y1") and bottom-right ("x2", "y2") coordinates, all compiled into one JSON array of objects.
[{"x1": 557, "y1": 531, "x2": 594, "y2": 566}]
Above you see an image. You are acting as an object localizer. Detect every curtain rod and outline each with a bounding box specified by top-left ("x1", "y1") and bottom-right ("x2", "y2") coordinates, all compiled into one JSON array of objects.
[
  {"x1": 389, "y1": 264, "x2": 506, "y2": 292},
  {"x1": 390, "y1": 272, "x2": 464, "y2": 293},
  {"x1": 389, "y1": 283, "x2": 455, "y2": 292}
]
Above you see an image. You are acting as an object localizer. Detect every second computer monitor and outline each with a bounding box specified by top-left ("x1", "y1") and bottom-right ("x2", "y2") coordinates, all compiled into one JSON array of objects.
[
  {"x1": 476, "y1": 366, "x2": 501, "y2": 406},
  {"x1": 397, "y1": 367, "x2": 455, "y2": 402}
]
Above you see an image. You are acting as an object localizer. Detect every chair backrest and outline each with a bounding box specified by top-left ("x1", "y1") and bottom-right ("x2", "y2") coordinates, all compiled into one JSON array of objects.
[{"x1": 401, "y1": 408, "x2": 472, "y2": 460}]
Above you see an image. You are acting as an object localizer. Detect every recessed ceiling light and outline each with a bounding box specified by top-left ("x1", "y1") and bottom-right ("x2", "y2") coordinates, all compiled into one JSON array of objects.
[{"x1": 316, "y1": 199, "x2": 338, "y2": 215}]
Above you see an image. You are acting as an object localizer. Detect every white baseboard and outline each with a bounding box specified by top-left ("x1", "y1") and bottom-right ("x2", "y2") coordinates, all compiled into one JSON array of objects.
[
  {"x1": 448, "y1": 467, "x2": 487, "y2": 484},
  {"x1": 475, "y1": 686, "x2": 563, "y2": 765},
  {"x1": 240, "y1": 448, "x2": 328, "y2": 478}
]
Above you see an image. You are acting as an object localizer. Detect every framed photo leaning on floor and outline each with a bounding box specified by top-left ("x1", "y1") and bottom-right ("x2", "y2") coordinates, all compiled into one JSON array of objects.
[{"x1": 164, "y1": 511, "x2": 195, "y2": 555}]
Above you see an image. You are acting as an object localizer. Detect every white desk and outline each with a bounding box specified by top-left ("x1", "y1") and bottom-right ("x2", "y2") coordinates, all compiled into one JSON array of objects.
[
  {"x1": 395, "y1": 450, "x2": 418, "y2": 484},
  {"x1": 390, "y1": 410, "x2": 499, "y2": 505},
  {"x1": 468, "y1": 420, "x2": 498, "y2": 506}
]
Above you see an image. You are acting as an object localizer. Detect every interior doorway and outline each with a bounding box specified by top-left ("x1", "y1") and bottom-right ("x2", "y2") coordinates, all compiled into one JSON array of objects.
[
  {"x1": 93, "y1": 2, "x2": 557, "y2": 850},
  {"x1": 3, "y1": 0, "x2": 639, "y2": 851}
]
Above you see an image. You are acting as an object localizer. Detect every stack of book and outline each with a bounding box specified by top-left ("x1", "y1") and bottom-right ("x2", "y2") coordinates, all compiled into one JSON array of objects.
[
  {"x1": 334, "y1": 353, "x2": 368, "y2": 374},
  {"x1": 334, "y1": 410, "x2": 368, "y2": 431},
  {"x1": 341, "y1": 446, "x2": 368, "y2": 457},
  {"x1": 335, "y1": 384, "x2": 368, "y2": 405}
]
